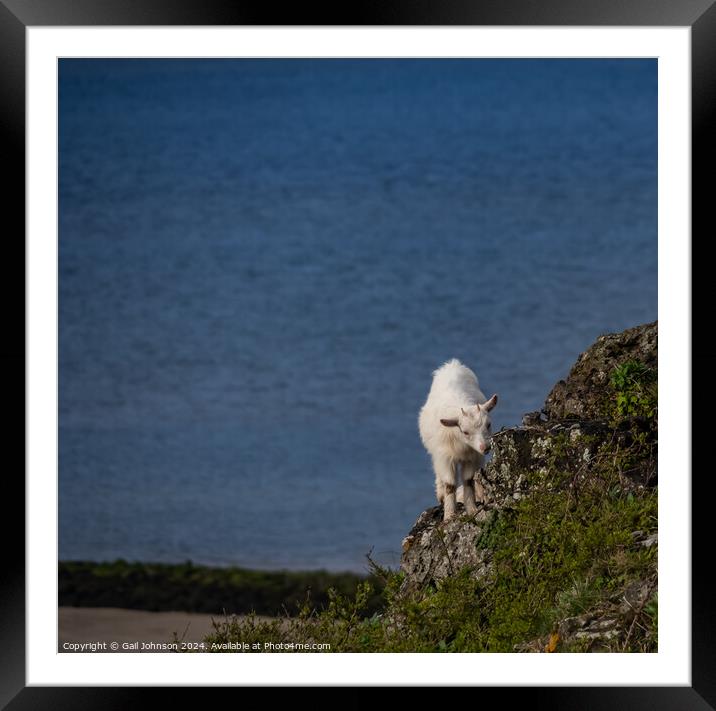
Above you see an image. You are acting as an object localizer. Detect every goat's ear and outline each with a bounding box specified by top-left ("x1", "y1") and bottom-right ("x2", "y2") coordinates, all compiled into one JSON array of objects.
[
  {"x1": 440, "y1": 418, "x2": 460, "y2": 428},
  {"x1": 483, "y1": 394, "x2": 498, "y2": 412},
  {"x1": 461, "y1": 407, "x2": 468, "y2": 416}
]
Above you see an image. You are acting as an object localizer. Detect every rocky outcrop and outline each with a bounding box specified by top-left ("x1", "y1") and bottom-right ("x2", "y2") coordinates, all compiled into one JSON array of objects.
[
  {"x1": 399, "y1": 321, "x2": 658, "y2": 644},
  {"x1": 400, "y1": 504, "x2": 494, "y2": 594},
  {"x1": 482, "y1": 415, "x2": 657, "y2": 506},
  {"x1": 543, "y1": 320, "x2": 657, "y2": 421},
  {"x1": 400, "y1": 416, "x2": 655, "y2": 593}
]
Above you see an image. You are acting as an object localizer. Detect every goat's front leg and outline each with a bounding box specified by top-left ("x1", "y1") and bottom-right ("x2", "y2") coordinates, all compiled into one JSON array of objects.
[
  {"x1": 461, "y1": 460, "x2": 481, "y2": 516},
  {"x1": 433, "y1": 456, "x2": 457, "y2": 521}
]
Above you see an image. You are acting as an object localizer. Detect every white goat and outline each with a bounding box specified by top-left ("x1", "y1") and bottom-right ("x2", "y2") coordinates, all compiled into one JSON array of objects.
[{"x1": 418, "y1": 359, "x2": 498, "y2": 521}]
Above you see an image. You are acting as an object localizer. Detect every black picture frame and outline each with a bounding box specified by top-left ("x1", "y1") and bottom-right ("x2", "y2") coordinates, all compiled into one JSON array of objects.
[{"x1": 3, "y1": 0, "x2": 705, "y2": 706}]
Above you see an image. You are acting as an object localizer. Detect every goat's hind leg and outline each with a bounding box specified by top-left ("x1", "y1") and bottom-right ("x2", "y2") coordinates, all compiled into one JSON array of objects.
[
  {"x1": 433, "y1": 456, "x2": 457, "y2": 521},
  {"x1": 461, "y1": 461, "x2": 480, "y2": 516},
  {"x1": 435, "y1": 478, "x2": 446, "y2": 504}
]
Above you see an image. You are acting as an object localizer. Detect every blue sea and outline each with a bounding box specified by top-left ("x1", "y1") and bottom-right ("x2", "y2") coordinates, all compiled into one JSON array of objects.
[{"x1": 59, "y1": 59, "x2": 657, "y2": 572}]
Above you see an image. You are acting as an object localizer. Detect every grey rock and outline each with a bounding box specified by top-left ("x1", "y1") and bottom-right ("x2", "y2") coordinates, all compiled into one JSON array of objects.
[
  {"x1": 522, "y1": 411, "x2": 546, "y2": 427},
  {"x1": 480, "y1": 417, "x2": 656, "y2": 507},
  {"x1": 400, "y1": 504, "x2": 493, "y2": 593},
  {"x1": 559, "y1": 613, "x2": 621, "y2": 643},
  {"x1": 631, "y1": 530, "x2": 658, "y2": 549},
  {"x1": 618, "y1": 578, "x2": 656, "y2": 616},
  {"x1": 640, "y1": 534, "x2": 658, "y2": 549}
]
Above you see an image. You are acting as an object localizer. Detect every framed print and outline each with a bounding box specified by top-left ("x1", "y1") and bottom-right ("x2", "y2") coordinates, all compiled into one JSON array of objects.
[{"x1": 4, "y1": 0, "x2": 707, "y2": 706}]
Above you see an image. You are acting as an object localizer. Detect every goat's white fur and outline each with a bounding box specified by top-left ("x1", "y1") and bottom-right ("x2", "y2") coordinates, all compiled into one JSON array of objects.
[{"x1": 418, "y1": 359, "x2": 497, "y2": 521}]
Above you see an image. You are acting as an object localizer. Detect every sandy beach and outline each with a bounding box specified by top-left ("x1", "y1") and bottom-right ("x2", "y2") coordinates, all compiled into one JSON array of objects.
[{"x1": 59, "y1": 607, "x2": 223, "y2": 652}]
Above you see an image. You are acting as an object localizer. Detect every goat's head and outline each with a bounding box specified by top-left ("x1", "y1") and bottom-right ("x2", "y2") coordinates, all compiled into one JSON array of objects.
[{"x1": 440, "y1": 394, "x2": 498, "y2": 455}]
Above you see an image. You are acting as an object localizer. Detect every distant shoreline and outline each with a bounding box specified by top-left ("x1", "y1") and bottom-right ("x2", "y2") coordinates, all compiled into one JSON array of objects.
[{"x1": 59, "y1": 559, "x2": 385, "y2": 617}]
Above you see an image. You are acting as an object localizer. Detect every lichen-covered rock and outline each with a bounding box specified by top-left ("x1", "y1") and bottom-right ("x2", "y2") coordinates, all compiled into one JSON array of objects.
[
  {"x1": 400, "y1": 504, "x2": 493, "y2": 593},
  {"x1": 480, "y1": 416, "x2": 656, "y2": 507},
  {"x1": 543, "y1": 321, "x2": 657, "y2": 421},
  {"x1": 557, "y1": 612, "x2": 622, "y2": 647}
]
